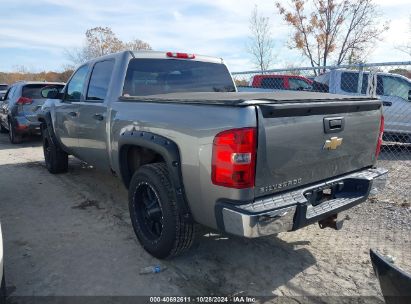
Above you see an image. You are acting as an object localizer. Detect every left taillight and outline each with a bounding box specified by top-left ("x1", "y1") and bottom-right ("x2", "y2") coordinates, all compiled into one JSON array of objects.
[
  {"x1": 375, "y1": 115, "x2": 384, "y2": 159},
  {"x1": 16, "y1": 97, "x2": 33, "y2": 105},
  {"x1": 211, "y1": 127, "x2": 257, "y2": 189}
]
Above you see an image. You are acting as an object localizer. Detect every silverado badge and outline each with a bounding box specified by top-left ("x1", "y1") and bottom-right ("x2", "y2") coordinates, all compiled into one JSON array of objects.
[{"x1": 323, "y1": 137, "x2": 343, "y2": 150}]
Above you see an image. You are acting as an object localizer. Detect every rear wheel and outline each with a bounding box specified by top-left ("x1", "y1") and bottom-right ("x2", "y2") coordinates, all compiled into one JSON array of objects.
[
  {"x1": 0, "y1": 122, "x2": 7, "y2": 134},
  {"x1": 42, "y1": 125, "x2": 68, "y2": 174},
  {"x1": 128, "y1": 163, "x2": 195, "y2": 259},
  {"x1": 8, "y1": 120, "x2": 22, "y2": 144}
]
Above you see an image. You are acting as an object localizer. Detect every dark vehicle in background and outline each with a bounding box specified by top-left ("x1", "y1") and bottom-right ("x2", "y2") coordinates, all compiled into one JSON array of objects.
[
  {"x1": 250, "y1": 74, "x2": 313, "y2": 91},
  {"x1": 0, "y1": 81, "x2": 64, "y2": 143},
  {"x1": 370, "y1": 249, "x2": 411, "y2": 304},
  {"x1": 0, "y1": 84, "x2": 8, "y2": 100}
]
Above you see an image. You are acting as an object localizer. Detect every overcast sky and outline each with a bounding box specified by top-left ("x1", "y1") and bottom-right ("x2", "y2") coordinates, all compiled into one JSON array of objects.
[{"x1": 0, "y1": 0, "x2": 410, "y2": 73}]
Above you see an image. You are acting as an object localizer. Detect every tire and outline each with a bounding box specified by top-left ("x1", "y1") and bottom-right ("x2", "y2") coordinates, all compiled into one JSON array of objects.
[
  {"x1": 42, "y1": 125, "x2": 68, "y2": 174},
  {"x1": 0, "y1": 122, "x2": 7, "y2": 134},
  {"x1": 128, "y1": 163, "x2": 195, "y2": 259},
  {"x1": 0, "y1": 268, "x2": 6, "y2": 304},
  {"x1": 8, "y1": 120, "x2": 22, "y2": 144}
]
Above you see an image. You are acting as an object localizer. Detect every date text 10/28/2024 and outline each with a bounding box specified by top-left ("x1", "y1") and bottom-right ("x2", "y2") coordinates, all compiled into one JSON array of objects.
[{"x1": 149, "y1": 296, "x2": 257, "y2": 303}]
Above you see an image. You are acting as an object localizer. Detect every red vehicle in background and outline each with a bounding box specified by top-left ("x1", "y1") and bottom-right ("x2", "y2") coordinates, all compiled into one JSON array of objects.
[{"x1": 250, "y1": 74, "x2": 313, "y2": 91}]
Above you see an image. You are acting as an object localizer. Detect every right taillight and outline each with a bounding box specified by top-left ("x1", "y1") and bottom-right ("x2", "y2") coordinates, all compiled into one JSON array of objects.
[
  {"x1": 375, "y1": 115, "x2": 384, "y2": 159},
  {"x1": 211, "y1": 127, "x2": 257, "y2": 189},
  {"x1": 16, "y1": 97, "x2": 33, "y2": 105}
]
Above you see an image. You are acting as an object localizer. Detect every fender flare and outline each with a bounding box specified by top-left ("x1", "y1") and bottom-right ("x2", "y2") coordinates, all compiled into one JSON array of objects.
[{"x1": 118, "y1": 130, "x2": 192, "y2": 220}]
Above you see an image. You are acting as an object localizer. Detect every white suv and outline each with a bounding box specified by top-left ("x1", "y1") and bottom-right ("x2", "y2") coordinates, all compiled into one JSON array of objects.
[{"x1": 0, "y1": 84, "x2": 8, "y2": 100}]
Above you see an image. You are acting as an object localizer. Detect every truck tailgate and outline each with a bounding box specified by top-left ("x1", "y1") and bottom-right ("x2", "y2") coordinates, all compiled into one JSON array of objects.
[{"x1": 255, "y1": 100, "x2": 382, "y2": 197}]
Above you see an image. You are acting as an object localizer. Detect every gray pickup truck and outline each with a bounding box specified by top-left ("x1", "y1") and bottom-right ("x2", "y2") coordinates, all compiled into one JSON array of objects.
[{"x1": 38, "y1": 50, "x2": 387, "y2": 258}]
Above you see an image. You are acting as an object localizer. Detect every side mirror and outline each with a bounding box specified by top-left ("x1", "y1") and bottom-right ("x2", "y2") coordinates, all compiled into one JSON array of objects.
[
  {"x1": 408, "y1": 90, "x2": 411, "y2": 102},
  {"x1": 41, "y1": 86, "x2": 64, "y2": 99}
]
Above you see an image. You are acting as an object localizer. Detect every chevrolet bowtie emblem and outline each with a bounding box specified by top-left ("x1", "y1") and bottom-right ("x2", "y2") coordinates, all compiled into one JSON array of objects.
[{"x1": 323, "y1": 137, "x2": 343, "y2": 150}]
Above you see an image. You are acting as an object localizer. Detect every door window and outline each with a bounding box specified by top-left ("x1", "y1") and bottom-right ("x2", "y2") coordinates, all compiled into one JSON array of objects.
[
  {"x1": 261, "y1": 77, "x2": 284, "y2": 89},
  {"x1": 341, "y1": 72, "x2": 361, "y2": 93},
  {"x1": 66, "y1": 65, "x2": 88, "y2": 101},
  {"x1": 86, "y1": 60, "x2": 114, "y2": 101}
]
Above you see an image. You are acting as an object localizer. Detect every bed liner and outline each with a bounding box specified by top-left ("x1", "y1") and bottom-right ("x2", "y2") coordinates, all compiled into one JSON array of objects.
[{"x1": 119, "y1": 91, "x2": 379, "y2": 106}]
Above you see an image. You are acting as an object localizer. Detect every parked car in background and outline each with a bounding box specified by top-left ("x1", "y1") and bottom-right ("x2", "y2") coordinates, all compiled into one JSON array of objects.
[
  {"x1": 250, "y1": 74, "x2": 313, "y2": 91},
  {"x1": 313, "y1": 69, "x2": 411, "y2": 142},
  {"x1": 0, "y1": 81, "x2": 64, "y2": 143},
  {"x1": 0, "y1": 84, "x2": 8, "y2": 100}
]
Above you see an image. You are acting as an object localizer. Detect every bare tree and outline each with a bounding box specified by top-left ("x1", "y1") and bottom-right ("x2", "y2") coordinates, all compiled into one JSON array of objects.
[
  {"x1": 66, "y1": 27, "x2": 152, "y2": 66},
  {"x1": 276, "y1": 0, "x2": 388, "y2": 74},
  {"x1": 247, "y1": 6, "x2": 275, "y2": 72}
]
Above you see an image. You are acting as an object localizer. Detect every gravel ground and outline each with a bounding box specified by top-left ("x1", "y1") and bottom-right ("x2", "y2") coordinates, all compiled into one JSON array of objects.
[{"x1": 0, "y1": 134, "x2": 410, "y2": 302}]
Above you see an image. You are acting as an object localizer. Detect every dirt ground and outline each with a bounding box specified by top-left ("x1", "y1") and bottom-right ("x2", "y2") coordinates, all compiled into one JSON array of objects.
[{"x1": 0, "y1": 133, "x2": 410, "y2": 302}]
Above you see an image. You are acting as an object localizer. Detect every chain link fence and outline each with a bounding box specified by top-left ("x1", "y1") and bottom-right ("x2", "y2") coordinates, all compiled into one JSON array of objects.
[{"x1": 232, "y1": 61, "x2": 411, "y2": 205}]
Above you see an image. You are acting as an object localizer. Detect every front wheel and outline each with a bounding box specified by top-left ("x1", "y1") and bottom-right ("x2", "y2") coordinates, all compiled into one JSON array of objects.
[
  {"x1": 0, "y1": 122, "x2": 7, "y2": 134},
  {"x1": 42, "y1": 125, "x2": 68, "y2": 174},
  {"x1": 128, "y1": 163, "x2": 195, "y2": 259}
]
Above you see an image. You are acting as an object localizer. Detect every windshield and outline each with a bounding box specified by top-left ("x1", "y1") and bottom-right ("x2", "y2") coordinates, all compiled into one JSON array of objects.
[
  {"x1": 0, "y1": 85, "x2": 8, "y2": 91},
  {"x1": 123, "y1": 59, "x2": 236, "y2": 96}
]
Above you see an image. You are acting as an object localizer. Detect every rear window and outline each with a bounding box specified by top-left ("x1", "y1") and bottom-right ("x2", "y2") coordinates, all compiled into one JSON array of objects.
[
  {"x1": 22, "y1": 84, "x2": 64, "y2": 99},
  {"x1": 260, "y1": 77, "x2": 284, "y2": 89},
  {"x1": 0, "y1": 85, "x2": 8, "y2": 91},
  {"x1": 123, "y1": 59, "x2": 235, "y2": 96}
]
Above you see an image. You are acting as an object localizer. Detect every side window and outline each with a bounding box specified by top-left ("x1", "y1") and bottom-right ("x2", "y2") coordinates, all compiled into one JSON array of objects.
[
  {"x1": 361, "y1": 74, "x2": 369, "y2": 94},
  {"x1": 86, "y1": 60, "x2": 114, "y2": 101},
  {"x1": 66, "y1": 65, "x2": 89, "y2": 101},
  {"x1": 3, "y1": 87, "x2": 12, "y2": 100},
  {"x1": 5, "y1": 86, "x2": 17, "y2": 101},
  {"x1": 341, "y1": 72, "x2": 359, "y2": 93},
  {"x1": 261, "y1": 77, "x2": 284, "y2": 89},
  {"x1": 289, "y1": 78, "x2": 311, "y2": 90}
]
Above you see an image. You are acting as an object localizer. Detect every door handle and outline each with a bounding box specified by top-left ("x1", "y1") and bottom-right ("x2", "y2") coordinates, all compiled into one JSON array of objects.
[
  {"x1": 382, "y1": 101, "x2": 392, "y2": 107},
  {"x1": 93, "y1": 114, "x2": 104, "y2": 121},
  {"x1": 67, "y1": 111, "x2": 77, "y2": 117}
]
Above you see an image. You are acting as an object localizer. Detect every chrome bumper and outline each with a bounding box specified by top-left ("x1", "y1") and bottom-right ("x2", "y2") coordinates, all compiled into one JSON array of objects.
[{"x1": 219, "y1": 168, "x2": 388, "y2": 238}]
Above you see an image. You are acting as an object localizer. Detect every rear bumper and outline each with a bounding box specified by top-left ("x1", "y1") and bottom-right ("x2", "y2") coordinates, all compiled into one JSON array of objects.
[{"x1": 217, "y1": 168, "x2": 388, "y2": 238}]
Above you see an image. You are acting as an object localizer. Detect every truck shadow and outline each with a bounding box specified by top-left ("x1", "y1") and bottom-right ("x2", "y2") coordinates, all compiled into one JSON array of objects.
[
  {"x1": 44, "y1": 159, "x2": 317, "y2": 296},
  {"x1": 170, "y1": 226, "x2": 316, "y2": 297}
]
